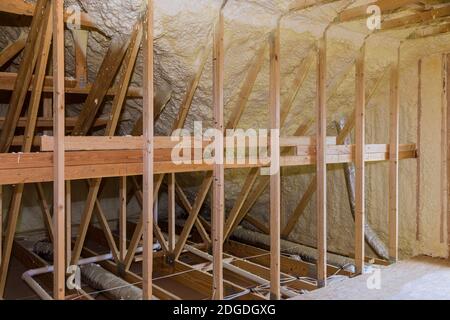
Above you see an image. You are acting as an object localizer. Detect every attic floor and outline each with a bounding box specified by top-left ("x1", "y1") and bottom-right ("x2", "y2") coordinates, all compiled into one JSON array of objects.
[{"x1": 291, "y1": 256, "x2": 450, "y2": 300}]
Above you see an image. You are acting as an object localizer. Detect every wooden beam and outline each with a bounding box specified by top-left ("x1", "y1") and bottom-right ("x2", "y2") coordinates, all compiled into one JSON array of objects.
[
  {"x1": 337, "y1": 0, "x2": 420, "y2": 22},
  {"x1": 35, "y1": 183, "x2": 54, "y2": 242},
  {"x1": 0, "y1": 117, "x2": 108, "y2": 130},
  {"x1": 53, "y1": 0, "x2": 65, "y2": 300},
  {"x1": 389, "y1": 50, "x2": 400, "y2": 262},
  {"x1": 142, "y1": 0, "x2": 154, "y2": 300},
  {"x1": 119, "y1": 176, "x2": 127, "y2": 261},
  {"x1": 289, "y1": 0, "x2": 340, "y2": 12},
  {"x1": 407, "y1": 22, "x2": 450, "y2": 40},
  {"x1": 65, "y1": 181, "x2": 71, "y2": 266},
  {"x1": 168, "y1": 173, "x2": 176, "y2": 253},
  {"x1": 354, "y1": 45, "x2": 366, "y2": 274},
  {"x1": 0, "y1": 32, "x2": 27, "y2": 68},
  {"x1": 0, "y1": 0, "x2": 98, "y2": 31},
  {"x1": 316, "y1": 35, "x2": 327, "y2": 288},
  {"x1": 0, "y1": 71, "x2": 143, "y2": 97},
  {"x1": 72, "y1": 30, "x2": 88, "y2": 86},
  {"x1": 381, "y1": 4, "x2": 450, "y2": 31},
  {"x1": 268, "y1": 26, "x2": 281, "y2": 300},
  {"x1": 212, "y1": 11, "x2": 225, "y2": 300}
]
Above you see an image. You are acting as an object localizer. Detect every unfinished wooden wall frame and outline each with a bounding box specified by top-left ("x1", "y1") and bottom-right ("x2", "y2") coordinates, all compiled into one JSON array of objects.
[{"x1": 0, "y1": 0, "x2": 429, "y2": 301}]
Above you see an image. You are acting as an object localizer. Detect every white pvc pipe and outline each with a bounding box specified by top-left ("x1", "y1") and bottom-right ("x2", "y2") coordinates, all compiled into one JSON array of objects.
[{"x1": 22, "y1": 247, "x2": 144, "y2": 300}]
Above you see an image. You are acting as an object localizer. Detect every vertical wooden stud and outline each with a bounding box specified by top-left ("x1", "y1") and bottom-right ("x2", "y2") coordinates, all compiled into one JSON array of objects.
[
  {"x1": 316, "y1": 35, "x2": 327, "y2": 287},
  {"x1": 355, "y1": 45, "x2": 365, "y2": 274},
  {"x1": 212, "y1": 10, "x2": 224, "y2": 301},
  {"x1": 167, "y1": 173, "x2": 176, "y2": 252},
  {"x1": 119, "y1": 176, "x2": 127, "y2": 261},
  {"x1": 53, "y1": 0, "x2": 66, "y2": 300},
  {"x1": 389, "y1": 49, "x2": 400, "y2": 262},
  {"x1": 269, "y1": 25, "x2": 281, "y2": 300},
  {"x1": 142, "y1": 0, "x2": 154, "y2": 300},
  {"x1": 65, "y1": 181, "x2": 71, "y2": 267}
]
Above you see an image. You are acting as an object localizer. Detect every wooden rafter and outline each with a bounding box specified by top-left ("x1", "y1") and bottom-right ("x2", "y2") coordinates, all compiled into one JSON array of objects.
[
  {"x1": 380, "y1": 4, "x2": 450, "y2": 31},
  {"x1": 0, "y1": 32, "x2": 27, "y2": 68},
  {"x1": 337, "y1": 0, "x2": 421, "y2": 22}
]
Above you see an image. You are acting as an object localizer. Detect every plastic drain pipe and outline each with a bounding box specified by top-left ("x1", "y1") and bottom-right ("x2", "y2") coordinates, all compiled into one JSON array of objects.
[{"x1": 185, "y1": 245, "x2": 299, "y2": 298}]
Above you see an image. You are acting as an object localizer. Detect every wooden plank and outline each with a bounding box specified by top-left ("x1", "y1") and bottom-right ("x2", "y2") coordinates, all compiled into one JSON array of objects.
[
  {"x1": 381, "y1": 4, "x2": 450, "y2": 31},
  {"x1": 212, "y1": 11, "x2": 225, "y2": 300},
  {"x1": 119, "y1": 176, "x2": 127, "y2": 261},
  {"x1": 65, "y1": 181, "x2": 71, "y2": 266},
  {"x1": 0, "y1": 32, "x2": 27, "y2": 68},
  {"x1": 408, "y1": 22, "x2": 450, "y2": 40},
  {"x1": 35, "y1": 183, "x2": 54, "y2": 242},
  {"x1": 142, "y1": 1, "x2": 154, "y2": 300},
  {"x1": 447, "y1": 54, "x2": 450, "y2": 253},
  {"x1": 0, "y1": 71, "x2": 142, "y2": 97},
  {"x1": 269, "y1": 26, "x2": 281, "y2": 300},
  {"x1": 72, "y1": 30, "x2": 88, "y2": 86},
  {"x1": 416, "y1": 59, "x2": 422, "y2": 241},
  {"x1": 441, "y1": 54, "x2": 448, "y2": 244},
  {"x1": 168, "y1": 173, "x2": 176, "y2": 252},
  {"x1": 53, "y1": 0, "x2": 65, "y2": 300},
  {"x1": 355, "y1": 45, "x2": 365, "y2": 274},
  {"x1": 389, "y1": 51, "x2": 400, "y2": 262},
  {"x1": 337, "y1": 0, "x2": 420, "y2": 22},
  {"x1": 316, "y1": 35, "x2": 327, "y2": 288}
]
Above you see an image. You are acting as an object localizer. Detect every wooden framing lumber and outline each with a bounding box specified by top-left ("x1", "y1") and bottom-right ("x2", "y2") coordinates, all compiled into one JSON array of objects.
[
  {"x1": 0, "y1": 144, "x2": 416, "y2": 186},
  {"x1": 408, "y1": 22, "x2": 450, "y2": 40},
  {"x1": 72, "y1": 30, "x2": 88, "y2": 86},
  {"x1": 380, "y1": 4, "x2": 450, "y2": 31},
  {"x1": 35, "y1": 183, "x2": 54, "y2": 242},
  {"x1": 269, "y1": 26, "x2": 281, "y2": 300},
  {"x1": 0, "y1": 0, "x2": 97, "y2": 31},
  {"x1": 53, "y1": 0, "x2": 65, "y2": 300},
  {"x1": 337, "y1": 0, "x2": 420, "y2": 22},
  {"x1": 354, "y1": 45, "x2": 365, "y2": 274},
  {"x1": 119, "y1": 176, "x2": 127, "y2": 261},
  {"x1": 316, "y1": 35, "x2": 327, "y2": 288},
  {"x1": 0, "y1": 71, "x2": 143, "y2": 97},
  {"x1": 168, "y1": 173, "x2": 176, "y2": 252},
  {"x1": 142, "y1": 0, "x2": 154, "y2": 300},
  {"x1": 0, "y1": 32, "x2": 27, "y2": 68},
  {"x1": 212, "y1": 11, "x2": 225, "y2": 300},
  {"x1": 389, "y1": 50, "x2": 400, "y2": 262}
]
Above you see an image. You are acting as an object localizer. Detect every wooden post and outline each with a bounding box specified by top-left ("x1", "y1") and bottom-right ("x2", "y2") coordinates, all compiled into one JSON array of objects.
[
  {"x1": 447, "y1": 54, "x2": 450, "y2": 254},
  {"x1": 53, "y1": 0, "x2": 65, "y2": 300},
  {"x1": 65, "y1": 181, "x2": 71, "y2": 266},
  {"x1": 119, "y1": 176, "x2": 127, "y2": 261},
  {"x1": 0, "y1": 185, "x2": 2, "y2": 267},
  {"x1": 355, "y1": 45, "x2": 365, "y2": 274},
  {"x1": 168, "y1": 173, "x2": 176, "y2": 252},
  {"x1": 389, "y1": 49, "x2": 400, "y2": 262},
  {"x1": 142, "y1": 0, "x2": 154, "y2": 300},
  {"x1": 212, "y1": 11, "x2": 224, "y2": 300},
  {"x1": 316, "y1": 35, "x2": 327, "y2": 287},
  {"x1": 269, "y1": 26, "x2": 281, "y2": 300}
]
